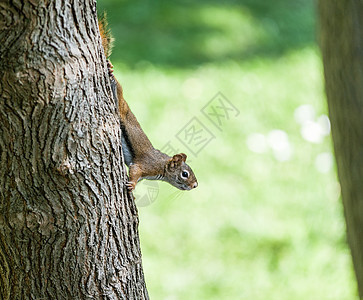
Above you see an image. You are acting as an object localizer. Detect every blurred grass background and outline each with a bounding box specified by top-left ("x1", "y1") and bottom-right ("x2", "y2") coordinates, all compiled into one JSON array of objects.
[{"x1": 98, "y1": 1, "x2": 357, "y2": 299}]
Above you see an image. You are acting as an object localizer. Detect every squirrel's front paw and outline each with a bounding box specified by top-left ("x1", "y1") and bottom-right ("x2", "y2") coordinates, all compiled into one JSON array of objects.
[{"x1": 126, "y1": 181, "x2": 136, "y2": 191}]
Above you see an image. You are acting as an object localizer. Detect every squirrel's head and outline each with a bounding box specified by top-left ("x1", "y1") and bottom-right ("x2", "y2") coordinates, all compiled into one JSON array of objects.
[{"x1": 164, "y1": 153, "x2": 198, "y2": 190}]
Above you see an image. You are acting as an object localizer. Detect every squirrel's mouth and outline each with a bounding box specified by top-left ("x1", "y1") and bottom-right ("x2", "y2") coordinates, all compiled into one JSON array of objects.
[
  {"x1": 180, "y1": 182, "x2": 198, "y2": 191},
  {"x1": 179, "y1": 185, "x2": 190, "y2": 191}
]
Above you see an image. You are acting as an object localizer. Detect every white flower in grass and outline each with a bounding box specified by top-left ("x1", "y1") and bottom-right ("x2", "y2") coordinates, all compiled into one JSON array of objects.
[
  {"x1": 294, "y1": 104, "x2": 316, "y2": 124},
  {"x1": 267, "y1": 130, "x2": 292, "y2": 162},
  {"x1": 295, "y1": 104, "x2": 331, "y2": 144},
  {"x1": 317, "y1": 114, "x2": 331, "y2": 136},
  {"x1": 246, "y1": 133, "x2": 268, "y2": 153},
  {"x1": 300, "y1": 120, "x2": 325, "y2": 144},
  {"x1": 315, "y1": 152, "x2": 334, "y2": 173}
]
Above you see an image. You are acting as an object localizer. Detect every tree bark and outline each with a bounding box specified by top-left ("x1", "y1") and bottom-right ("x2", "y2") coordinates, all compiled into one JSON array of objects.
[
  {"x1": 0, "y1": 1, "x2": 148, "y2": 299},
  {"x1": 319, "y1": 0, "x2": 363, "y2": 297}
]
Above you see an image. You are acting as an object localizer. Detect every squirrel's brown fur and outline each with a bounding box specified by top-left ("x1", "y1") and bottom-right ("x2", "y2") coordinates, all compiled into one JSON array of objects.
[{"x1": 98, "y1": 16, "x2": 198, "y2": 192}]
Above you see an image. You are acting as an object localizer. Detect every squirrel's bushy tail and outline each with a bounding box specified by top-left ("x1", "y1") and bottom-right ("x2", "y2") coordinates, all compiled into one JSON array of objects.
[{"x1": 98, "y1": 12, "x2": 114, "y2": 58}]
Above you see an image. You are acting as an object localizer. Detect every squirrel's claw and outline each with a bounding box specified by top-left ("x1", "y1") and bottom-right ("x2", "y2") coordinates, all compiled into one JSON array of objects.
[{"x1": 126, "y1": 181, "x2": 136, "y2": 191}]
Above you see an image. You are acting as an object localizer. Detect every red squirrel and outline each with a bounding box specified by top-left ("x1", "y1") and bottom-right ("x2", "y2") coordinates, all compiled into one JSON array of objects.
[{"x1": 98, "y1": 15, "x2": 198, "y2": 192}]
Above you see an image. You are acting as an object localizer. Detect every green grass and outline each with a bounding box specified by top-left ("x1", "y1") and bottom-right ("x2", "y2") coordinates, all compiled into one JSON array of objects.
[{"x1": 98, "y1": 1, "x2": 358, "y2": 299}]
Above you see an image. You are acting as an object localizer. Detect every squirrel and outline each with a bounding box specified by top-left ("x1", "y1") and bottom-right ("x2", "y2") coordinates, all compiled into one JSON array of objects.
[{"x1": 98, "y1": 14, "x2": 198, "y2": 192}]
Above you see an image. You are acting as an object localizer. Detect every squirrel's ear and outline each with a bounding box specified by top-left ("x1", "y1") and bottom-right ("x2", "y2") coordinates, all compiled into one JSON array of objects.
[
  {"x1": 167, "y1": 153, "x2": 186, "y2": 170},
  {"x1": 178, "y1": 153, "x2": 187, "y2": 162}
]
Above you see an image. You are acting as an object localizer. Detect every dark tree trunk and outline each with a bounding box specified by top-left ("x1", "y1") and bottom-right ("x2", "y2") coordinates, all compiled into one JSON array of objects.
[
  {"x1": 0, "y1": 1, "x2": 148, "y2": 299},
  {"x1": 319, "y1": 0, "x2": 363, "y2": 297}
]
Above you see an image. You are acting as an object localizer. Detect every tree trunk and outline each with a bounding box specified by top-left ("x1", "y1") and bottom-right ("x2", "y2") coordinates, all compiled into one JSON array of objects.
[
  {"x1": 319, "y1": 0, "x2": 363, "y2": 297},
  {"x1": 0, "y1": 1, "x2": 149, "y2": 299}
]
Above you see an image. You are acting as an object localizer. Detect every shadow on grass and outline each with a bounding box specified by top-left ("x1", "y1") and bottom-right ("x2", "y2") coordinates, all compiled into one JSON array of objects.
[{"x1": 98, "y1": 0, "x2": 316, "y2": 68}]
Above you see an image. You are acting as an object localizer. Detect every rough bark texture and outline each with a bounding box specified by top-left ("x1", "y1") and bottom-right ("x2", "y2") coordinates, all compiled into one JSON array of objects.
[
  {"x1": 0, "y1": 0, "x2": 149, "y2": 299},
  {"x1": 319, "y1": 0, "x2": 363, "y2": 297}
]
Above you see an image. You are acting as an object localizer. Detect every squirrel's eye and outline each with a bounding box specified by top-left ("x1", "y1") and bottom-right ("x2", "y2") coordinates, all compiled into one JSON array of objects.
[{"x1": 181, "y1": 171, "x2": 189, "y2": 179}]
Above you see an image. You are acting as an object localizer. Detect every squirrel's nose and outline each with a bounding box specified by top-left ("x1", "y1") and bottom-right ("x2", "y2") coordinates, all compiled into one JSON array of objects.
[{"x1": 192, "y1": 182, "x2": 198, "y2": 189}]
